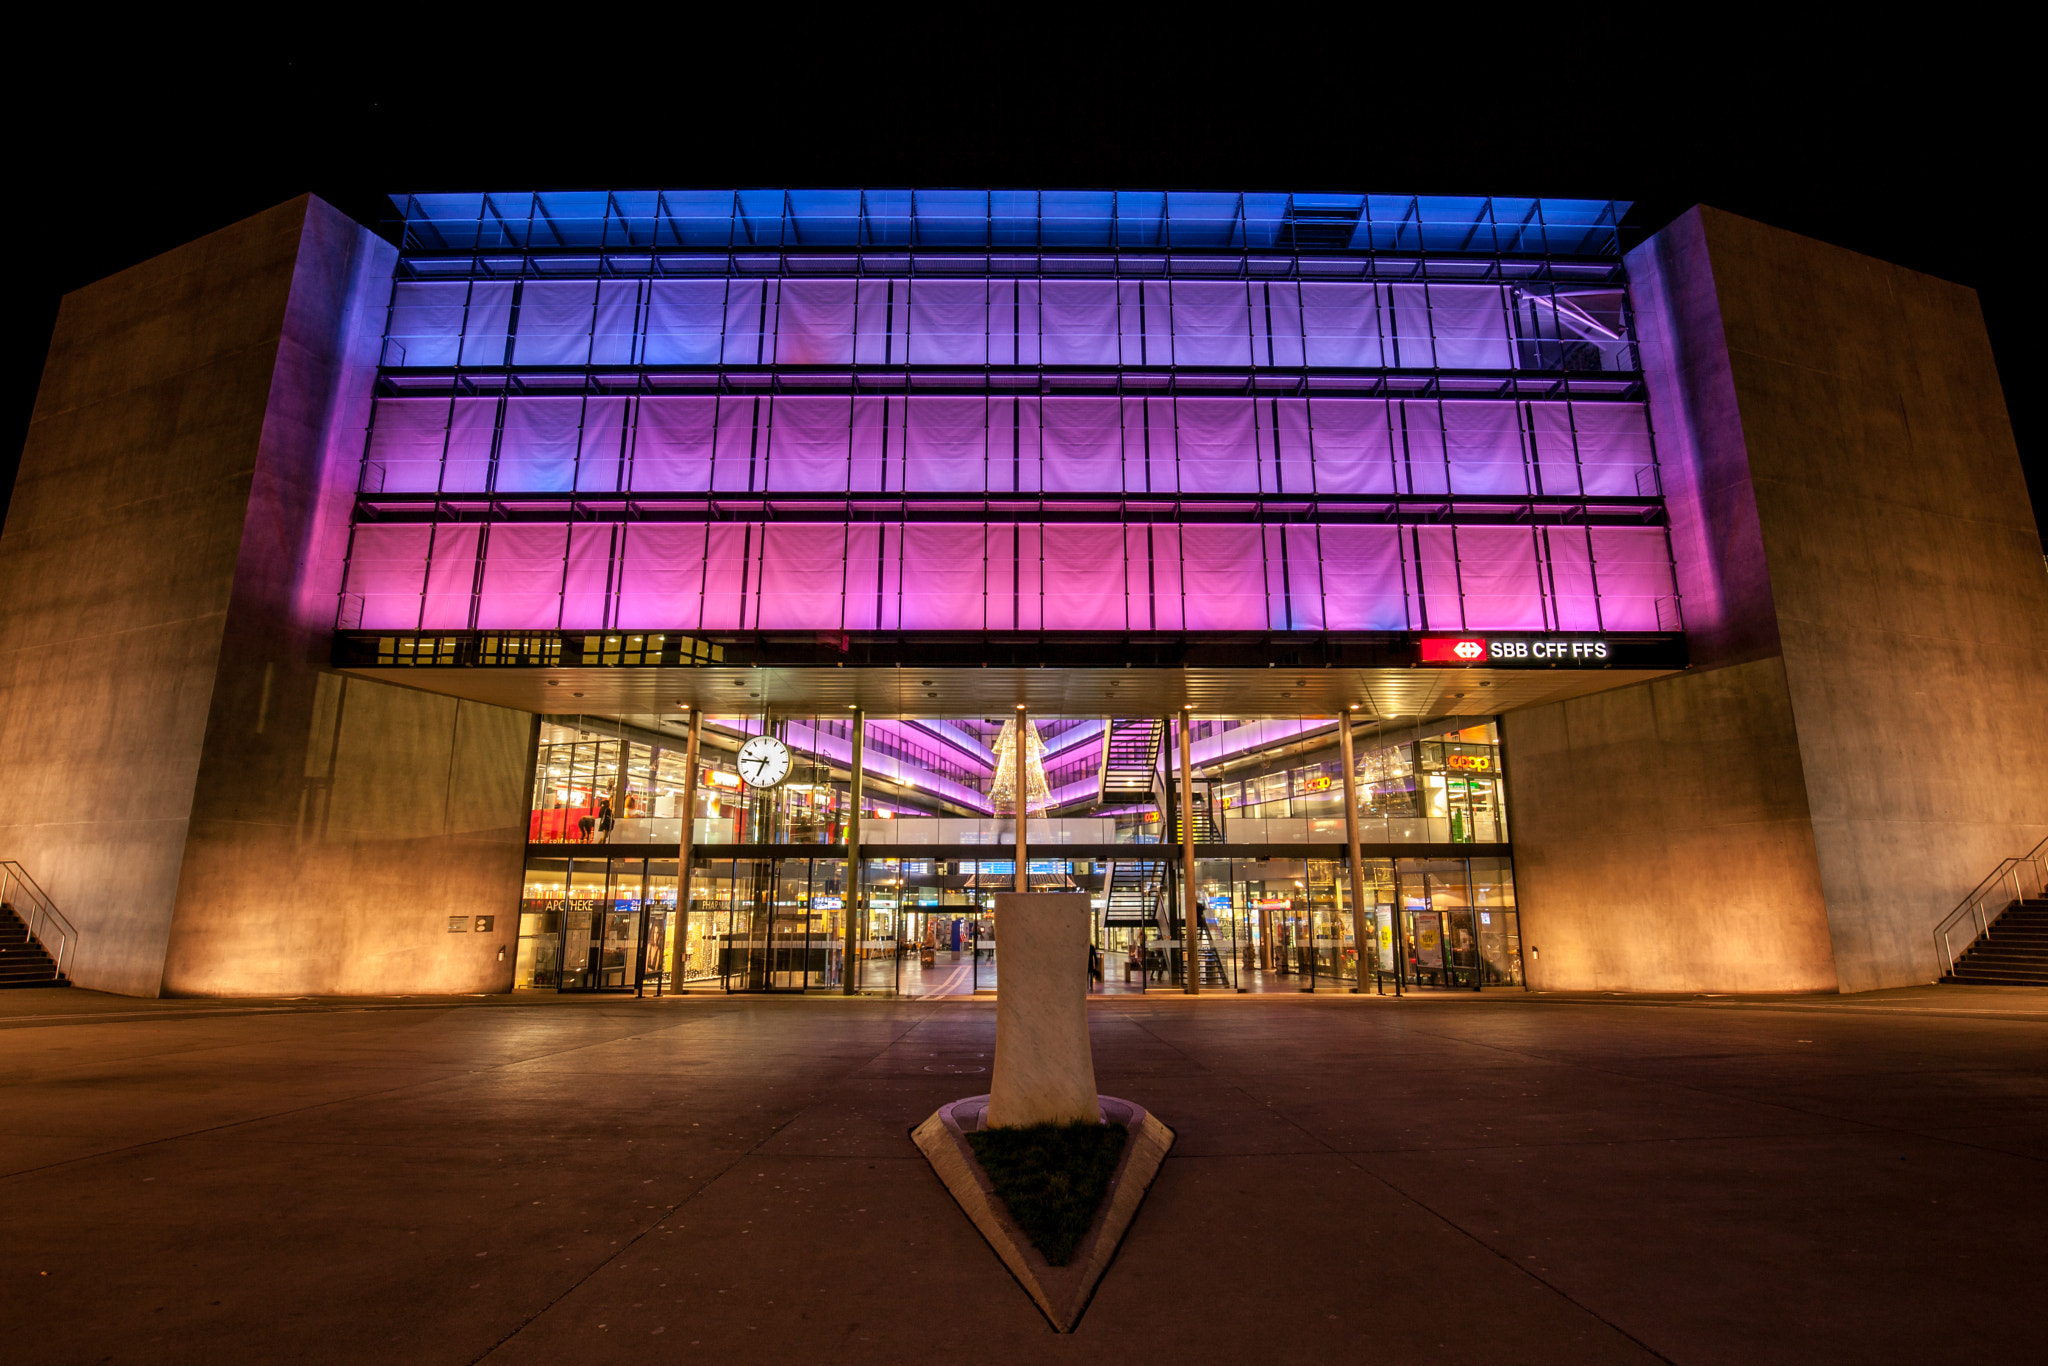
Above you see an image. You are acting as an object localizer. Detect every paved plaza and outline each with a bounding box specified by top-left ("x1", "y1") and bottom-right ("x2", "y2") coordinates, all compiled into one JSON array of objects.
[{"x1": 4, "y1": 985, "x2": 2045, "y2": 1364}]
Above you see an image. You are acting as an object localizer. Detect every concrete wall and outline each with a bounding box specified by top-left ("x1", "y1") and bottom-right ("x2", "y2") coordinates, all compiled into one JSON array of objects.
[
  {"x1": 1508, "y1": 207, "x2": 2048, "y2": 993},
  {"x1": 0, "y1": 201, "x2": 312, "y2": 993},
  {"x1": 1700, "y1": 207, "x2": 2048, "y2": 990},
  {"x1": 0, "y1": 196, "x2": 533, "y2": 996},
  {"x1": 1504, "y1": 658, "x2": 1836, "y2": 993},
  {"x1": 160, "y1": 197, "x2": 532, "y2": 997}
]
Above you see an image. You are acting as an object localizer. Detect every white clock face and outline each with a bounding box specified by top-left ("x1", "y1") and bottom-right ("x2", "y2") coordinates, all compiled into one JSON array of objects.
[{"x1": 736, "y1": 735, "x2": 792, "y2": 789}]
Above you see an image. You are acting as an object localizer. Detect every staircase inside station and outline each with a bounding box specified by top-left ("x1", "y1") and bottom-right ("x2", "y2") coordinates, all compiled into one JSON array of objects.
[
  {"x1": 1103, "y1": 857, "x2": 1166, "y2": 930},
  {"x1": 1097, "y1": 718, "x2": 1164, "y2": 806}
]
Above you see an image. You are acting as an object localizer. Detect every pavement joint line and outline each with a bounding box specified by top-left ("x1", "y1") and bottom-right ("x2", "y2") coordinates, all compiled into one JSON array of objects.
[
  {"x1": 467, "y1": 1003, "x2": 947, "y2": 1365},
  {"x1": 1115, "y1": 1008, "x2": 1680, "y2": 1365}
]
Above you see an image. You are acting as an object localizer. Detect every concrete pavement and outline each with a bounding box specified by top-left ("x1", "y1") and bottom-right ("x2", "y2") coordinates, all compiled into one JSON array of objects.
[{"x1": 4, "y1": 985, "x2": 2044, "y2": 1363}]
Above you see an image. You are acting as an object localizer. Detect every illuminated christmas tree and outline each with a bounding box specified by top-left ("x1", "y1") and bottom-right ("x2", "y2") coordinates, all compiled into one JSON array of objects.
[{"x1": 988, "y1": 715, "x2": 1052, "y2": 815}]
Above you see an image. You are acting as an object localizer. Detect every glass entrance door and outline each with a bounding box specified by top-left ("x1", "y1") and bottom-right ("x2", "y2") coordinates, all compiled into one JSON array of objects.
[
  {"x1": 559, "y1": 858, "x2": 644, "y2": 992},
  {"x1": 766, "y1": 858, "x2": 815, "y2": 991}
]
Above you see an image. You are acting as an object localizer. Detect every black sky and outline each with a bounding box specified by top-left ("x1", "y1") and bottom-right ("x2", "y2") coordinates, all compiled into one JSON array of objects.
[{"x1": 5, "y1": 37, "x2": 2038, "y2": 544}]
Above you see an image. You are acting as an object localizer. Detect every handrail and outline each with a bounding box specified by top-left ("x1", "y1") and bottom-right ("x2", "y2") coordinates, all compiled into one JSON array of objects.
[
  {"x1": 0, "y1": 861, "x2": 78, "y2": 980},
  {"x1": 1933, "y1": 836, "x2": 2048, "y2": 978}
]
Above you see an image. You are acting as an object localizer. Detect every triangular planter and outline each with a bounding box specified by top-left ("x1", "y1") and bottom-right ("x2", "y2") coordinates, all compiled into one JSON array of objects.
[{"x1": 912, "y1": 1094, "x2": 1174, "y2": 1332}]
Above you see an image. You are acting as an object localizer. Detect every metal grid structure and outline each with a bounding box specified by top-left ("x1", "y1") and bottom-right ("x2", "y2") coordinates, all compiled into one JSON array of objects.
[{"x1": 340, "y1": 189, "x2": 1680, "y2": 646}]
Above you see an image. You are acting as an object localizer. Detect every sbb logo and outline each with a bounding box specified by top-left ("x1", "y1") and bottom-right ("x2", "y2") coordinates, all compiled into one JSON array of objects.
[{"x1": 1419, "y1": 637, "x2": 1489, "y2": 664}]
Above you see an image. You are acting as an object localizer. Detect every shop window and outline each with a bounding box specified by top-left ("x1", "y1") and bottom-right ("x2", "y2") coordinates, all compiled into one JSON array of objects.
[
  {"x1": 480, "y1": 634, "x2": 563, "y2": 666},
  {"x1": 585, "y1": 632, "x2": 664, "y2": 666},
  {"x1": 376, "y1": 635, "x2": 460, "y2": 665}
]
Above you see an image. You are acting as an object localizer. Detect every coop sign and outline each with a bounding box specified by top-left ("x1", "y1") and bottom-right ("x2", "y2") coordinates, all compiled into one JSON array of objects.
[{"x1": 1418, "y1": 635, "x2": 1615, "y2": 666}]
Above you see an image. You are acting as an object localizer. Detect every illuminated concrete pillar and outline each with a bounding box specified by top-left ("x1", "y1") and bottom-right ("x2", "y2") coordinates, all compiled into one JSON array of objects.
[
  {"x1": 1014, "y1": 706, "x2": 1029, "y2": 893},
  {"x1": 842, "y1": 707, "x2": 863, "y2": 996},
  {"x1": 1338, "y1": 712, "x2": 1371, "y2": 993},
  {"x1": 676, "y1": 708, "x2": 702, "y2": 992},
  {"x1": 1179, "y1": 712, "x2": 1198, "y2": 995}
]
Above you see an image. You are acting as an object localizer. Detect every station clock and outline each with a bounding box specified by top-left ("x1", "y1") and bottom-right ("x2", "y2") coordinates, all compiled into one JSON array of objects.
[{"x1": 735, "y1": 734, "x2": 793, "y2": 790}]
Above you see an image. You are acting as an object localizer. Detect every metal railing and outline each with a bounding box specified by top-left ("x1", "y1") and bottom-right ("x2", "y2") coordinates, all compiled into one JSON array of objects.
[
  {"x1": 1934, "y1": 837, "x2": 2048, "y2": 978},
  {"x1": 0, "y1": 862, "x2": 78, "y2": 980}
]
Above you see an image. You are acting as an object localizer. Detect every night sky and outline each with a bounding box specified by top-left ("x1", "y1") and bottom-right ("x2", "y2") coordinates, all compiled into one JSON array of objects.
[{"x1": 6, "y1": 41, "x2": 2038, "y2": 545}]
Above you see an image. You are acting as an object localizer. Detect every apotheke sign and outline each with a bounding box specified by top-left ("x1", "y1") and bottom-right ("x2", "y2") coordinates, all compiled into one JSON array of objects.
[{"x1": 1419, "y1": 635, "x2": 1615, "y2": 666}]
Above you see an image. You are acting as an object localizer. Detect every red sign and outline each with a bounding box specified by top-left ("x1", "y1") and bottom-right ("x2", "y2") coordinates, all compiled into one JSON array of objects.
[
  {"x1": 1420, "y1": 637, "x2": 1488, "y2": 663},
  {"x1": 1421, "y1": 635, "x2": 1616, "y2": 666}
]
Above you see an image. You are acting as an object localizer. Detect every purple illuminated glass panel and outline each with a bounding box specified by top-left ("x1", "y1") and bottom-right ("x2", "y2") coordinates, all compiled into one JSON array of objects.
[{"x1": 355, "y1": 191, "x2": 1676, "y2": 639}]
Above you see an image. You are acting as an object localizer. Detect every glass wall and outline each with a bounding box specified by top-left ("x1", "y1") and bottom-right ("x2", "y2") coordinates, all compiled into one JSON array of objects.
[
  {"x1": 516, "y1": 711, "x2": 1523, "y2": 994},
  {"x1": 530, "y1": 716, "x2": 864, "y2": 848},
  {"x1": 393, "y1": 189, "x2": 1626, "y2": 258},
  {"x1": 347, "y1": 186, "x2": 1680, "y2": 642},
  {"x1": 514, "y1": 855, "x2": 659, "y2": 992},
  {"x1": 1109, "y1": 853, "x2": 1519, "y2": 993}
]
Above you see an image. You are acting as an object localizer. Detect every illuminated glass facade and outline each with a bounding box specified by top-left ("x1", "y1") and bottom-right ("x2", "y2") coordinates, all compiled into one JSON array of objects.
[
  {"x1": 15, "y1": 187, "x2": 2034, "y2": 1004},
  {"x1": 323, "y1": 188, "x2": 1695, "y2": 996},
  {"x1": 341, "y1": 190, "x2": 1680, "y2": 639}
]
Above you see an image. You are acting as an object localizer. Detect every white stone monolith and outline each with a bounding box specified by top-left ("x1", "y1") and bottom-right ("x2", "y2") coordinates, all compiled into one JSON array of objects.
[{"x1": 985, "y1": 892, "x2": 1101, "y2": 1127}]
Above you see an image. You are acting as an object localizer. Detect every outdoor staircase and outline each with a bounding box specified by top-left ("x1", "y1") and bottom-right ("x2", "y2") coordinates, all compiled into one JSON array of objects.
[
  {"x1": 0, "y1": 900, "x2": 69, "y2": 989},
  {"x1": 1941, "y1": 899, "x2": 2048, "y2": 985},
  {"x1": 1935, "y1": 837, "x2": 2048, "y2": 987},
  {"x1": 1097, "y1": 719, "x2": 1164, "y2": 806}
]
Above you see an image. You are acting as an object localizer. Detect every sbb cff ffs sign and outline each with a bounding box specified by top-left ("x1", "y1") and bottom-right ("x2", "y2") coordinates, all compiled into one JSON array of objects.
[{"x1": 1419, "y1": 636, "x2": 1614, "y2": 665}]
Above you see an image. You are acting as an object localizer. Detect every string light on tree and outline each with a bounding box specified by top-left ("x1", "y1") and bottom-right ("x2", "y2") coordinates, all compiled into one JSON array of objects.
[{"x1": 988, "y1": 714, "x2": 1051, "y2": 815}]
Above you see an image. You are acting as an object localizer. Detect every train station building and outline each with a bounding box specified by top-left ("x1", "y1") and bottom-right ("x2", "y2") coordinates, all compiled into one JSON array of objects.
[{"x1": 2, "y1": 189, "x2": 2042, "y2": 998}]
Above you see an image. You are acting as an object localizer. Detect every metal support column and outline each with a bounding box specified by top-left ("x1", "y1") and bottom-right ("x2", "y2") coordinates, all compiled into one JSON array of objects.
[
  {"x1": 1179, "y1": 712, "x2": 1198, "y2": 995},
  {"x1": 1014, "y1": 706, "x2": 1029, "y2": 892},
  {"x1": 675, "y1": 708, "x2": 702, "y2": 993},
  {"x1": 842, "y1": 707, "x2": 863, "y2": 995},
  {"x1": 1338, "y1": 711, "x2": 1371, "y2": 995}
]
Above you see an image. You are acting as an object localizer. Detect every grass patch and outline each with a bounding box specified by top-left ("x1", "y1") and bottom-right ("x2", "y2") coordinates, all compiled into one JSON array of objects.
[{"x1": 966, "y1": 1120, "x2": 1128, "y2": 1266}]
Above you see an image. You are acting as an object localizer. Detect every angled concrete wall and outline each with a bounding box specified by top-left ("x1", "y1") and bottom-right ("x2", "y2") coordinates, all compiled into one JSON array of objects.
[
  {"x1": 0, "y1": 201, "x2": 313, "y2": 993},
  {"x1": 1508, "y1": 206, "x2": 2048, "y2": 993},
  {"x1": 0, "y1": 196, "x2": 532, "y2": 996},
  {"x1": 160, "y1": 197, "x2": 532, "y2": 997},
  {"x1": 1700, "y1": 207, "x2": 2048, "y2": 990}
]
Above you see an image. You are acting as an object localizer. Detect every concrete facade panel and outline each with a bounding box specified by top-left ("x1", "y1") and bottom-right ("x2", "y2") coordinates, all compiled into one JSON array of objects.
[
  {"x1": 162, "y1": 200, "x2": 531, "y2": 997},
  {"x1": 1696, "y1": 207, "x2": 2048, "y2": 990},
  {"x1": 1624, "y1": 211, "x2": 1779, "y2": 671},
  {"x1": 1521, "y1": 207, "x2": 2048, "y2": 994},
  {"x1": 0, "y1": 201, "x2": 309, "y2": 994},
  {"x1": 1503, "y1": 658, "x2": 1837, "y2": 993},
  {"x1": 3, "y1": 194, "x2": 534, "y2": 996},
  {"x1": 163, "y1": 679, "x2": 527, "y2": 997}
]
